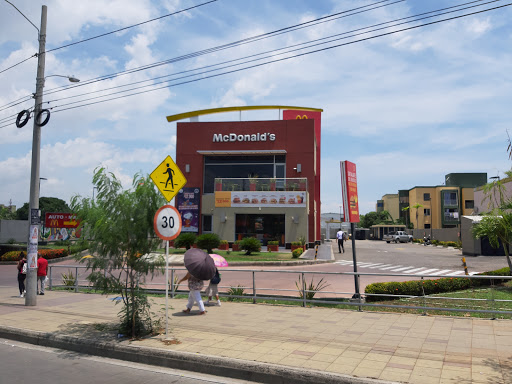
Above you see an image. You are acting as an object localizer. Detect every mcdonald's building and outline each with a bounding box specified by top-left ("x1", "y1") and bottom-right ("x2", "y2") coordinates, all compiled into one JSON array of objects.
[{"x1": 169, "y1": 106, "x2": 322, "y2": 248}]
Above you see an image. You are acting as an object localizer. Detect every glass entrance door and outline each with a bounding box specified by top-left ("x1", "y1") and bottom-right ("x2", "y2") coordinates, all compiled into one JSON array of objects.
[{"x1": 235, "y1": 214, "x2": 285, "y2": 245}]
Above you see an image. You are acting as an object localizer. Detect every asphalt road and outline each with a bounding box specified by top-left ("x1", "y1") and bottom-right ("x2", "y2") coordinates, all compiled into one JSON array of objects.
[
  {"x1": 1, "y1": 240, "x2": 508, "y2": 300},
  {"x1": 0, "y1": 338, "x2": 254, "y2": 384}
]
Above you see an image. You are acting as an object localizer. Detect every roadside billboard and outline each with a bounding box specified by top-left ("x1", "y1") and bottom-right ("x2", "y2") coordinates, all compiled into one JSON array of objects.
[
  {"x1": 341, "y1": 161, "x2": 360, "y2": 223},
  {"x1": 176, "y1": 187, "x2": 200, "y2": 232}
]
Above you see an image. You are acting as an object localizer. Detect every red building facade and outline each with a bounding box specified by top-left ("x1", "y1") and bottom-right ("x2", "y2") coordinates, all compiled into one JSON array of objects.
[{"x1": 175, "y1": 109, "x2": 321, "y2": 246}]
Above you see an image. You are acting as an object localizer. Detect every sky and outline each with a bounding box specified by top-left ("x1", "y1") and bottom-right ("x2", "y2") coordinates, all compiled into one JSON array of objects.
[{"x1": 1, "y1": 0, "x2": 511, "y2": 216}]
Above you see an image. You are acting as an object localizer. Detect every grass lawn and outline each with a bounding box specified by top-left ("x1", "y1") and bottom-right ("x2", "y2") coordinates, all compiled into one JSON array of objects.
[{"x1": 154, "y1": 248, "x2": 296, "y2": 262}]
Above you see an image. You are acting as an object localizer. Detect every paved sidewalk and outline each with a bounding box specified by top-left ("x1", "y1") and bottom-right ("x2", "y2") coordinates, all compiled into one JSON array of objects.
[{"x1": 0, "y1": 286, "x2": 511, "y2": 383}]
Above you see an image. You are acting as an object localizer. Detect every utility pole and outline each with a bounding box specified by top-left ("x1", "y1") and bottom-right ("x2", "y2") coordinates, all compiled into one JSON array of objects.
[{"x1": 26, "y1": 5, "x2": 47, "y2": 306}]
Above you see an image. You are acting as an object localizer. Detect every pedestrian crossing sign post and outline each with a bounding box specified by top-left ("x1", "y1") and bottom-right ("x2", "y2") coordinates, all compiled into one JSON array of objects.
[{"x1": 150, "y1": 155, "x2": 187, "y2": 202}]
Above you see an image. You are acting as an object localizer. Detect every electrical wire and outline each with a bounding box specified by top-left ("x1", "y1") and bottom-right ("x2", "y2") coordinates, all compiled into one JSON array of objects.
[
  {"x1": 40, "y1": 0, "x2": 502, "y2": 109},
  {"x1": 44, "y1": 0, "x2": 219, "y2": 54},
  {"x1": 48, "y1": 3, "x2": 512, "y2": 116},
  {"x1": 41, "y1": 0, "x2": 404, "y2": 97},
  {"x1": 0, "y1": 53, "x2": 36, "y2": 75},
  {"x1": 0, "y1": 0, "x2": 405, "y2": 113}
]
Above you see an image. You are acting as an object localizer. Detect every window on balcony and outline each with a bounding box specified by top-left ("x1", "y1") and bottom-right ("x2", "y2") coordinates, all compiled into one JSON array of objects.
[
  {"x1": 444, "y1": 208, "x2": 459, "y2": 221},
  {"x1": 204, "y1": 155, "x2": 285, "y2": 193},
  {"x1": 443, "y1": 191, "x2": 458, "y2": 206}
]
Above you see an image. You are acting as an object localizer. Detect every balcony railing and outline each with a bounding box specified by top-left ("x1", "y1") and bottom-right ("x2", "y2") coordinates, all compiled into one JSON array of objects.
[{"x1": 215, "y1": 177, "x2": 307, "y2": 192}]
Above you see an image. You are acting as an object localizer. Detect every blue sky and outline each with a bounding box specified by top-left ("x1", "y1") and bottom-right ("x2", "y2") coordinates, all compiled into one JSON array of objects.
[{"x1": 1, "y1": 0, "x2": 511, "y2": 215}]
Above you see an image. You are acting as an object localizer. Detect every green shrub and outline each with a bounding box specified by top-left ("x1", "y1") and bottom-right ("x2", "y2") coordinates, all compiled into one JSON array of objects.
[
  {"x1": 227, "y1": 285, "x2": 245, "y2": 301},
  {"x1": 61, "y1": 269, "x2": 76, "y2": 290},
  {"x1": 291, "y1": 241, "x2": 301, "y2": 246},
  {"x1": 292, "y1": 248, "x2": 303, "y2": 258},
  {"x1": 1, "y1": 250, "x2": 24, "y2": 261},
  {"x1": 174, "y1": 233, "x2": 197, "y2": 250},
  {"x1": 240, "y1": 237, "x2": 261, "y2": 255},
  {"x1": 365, "y1": 267, "x2": 511, "y2": 302},
  {"x1": 196, "y1": 233, "x2": 221, "y2": 253},
  {"x1": 7, "y1": 238, "x2": 16, "y2": 244},
  {"x1": 295, "y1": 275, "x2": 330, "y2": 300},
  {"x1": 268, "y1": 241, "x2": 279, "y2": 245},
  {"x1": 220, "y1": 240, "x2": 228, "y2": 245}
]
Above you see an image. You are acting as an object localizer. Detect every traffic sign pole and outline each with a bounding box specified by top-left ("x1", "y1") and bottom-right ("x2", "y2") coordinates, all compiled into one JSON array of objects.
[{"x1": 154, "y1": 205, "x2": 182, "y2": 339}]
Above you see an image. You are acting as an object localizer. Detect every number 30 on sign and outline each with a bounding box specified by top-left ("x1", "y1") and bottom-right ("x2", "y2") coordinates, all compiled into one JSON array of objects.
[{"x1": 154, "y1": 205, "x2": 182, "y2": 241}]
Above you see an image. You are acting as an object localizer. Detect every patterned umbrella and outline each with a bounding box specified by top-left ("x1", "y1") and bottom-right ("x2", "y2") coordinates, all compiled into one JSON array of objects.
[
  {"x1": 209, "y1": 253, "x2": 229, "y2": 267},
  {"x1": 184, "y1": 248, "x2": 216, "y2": 280}
]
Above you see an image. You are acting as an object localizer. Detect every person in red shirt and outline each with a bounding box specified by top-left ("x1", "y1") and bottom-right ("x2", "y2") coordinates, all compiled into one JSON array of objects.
[{"x1": 37, "y1": 255, "x2": 48, "y2": 295}]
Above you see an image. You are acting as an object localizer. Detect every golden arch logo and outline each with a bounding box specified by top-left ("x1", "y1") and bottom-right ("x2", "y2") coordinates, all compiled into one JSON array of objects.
[
  {"x1": 296, "y1": 115, "x2": 308, "y2": 119},
  {"x1": 49, "y1": 219, "x2": 59, "y2": 228}
]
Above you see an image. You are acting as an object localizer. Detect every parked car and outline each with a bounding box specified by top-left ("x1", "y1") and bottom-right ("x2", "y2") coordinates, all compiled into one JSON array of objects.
[{"x1": 383, "y1": 231, "x2": 410, "y2": 243}]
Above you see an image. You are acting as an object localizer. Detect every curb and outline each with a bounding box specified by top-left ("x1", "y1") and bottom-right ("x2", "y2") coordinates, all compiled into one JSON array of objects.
[
  {"x1": 0, "y1": 326, "x2": 394, "y2": 384},
  {"x1": 167, "y1": 259, "x2": 335, "y2": 267}
]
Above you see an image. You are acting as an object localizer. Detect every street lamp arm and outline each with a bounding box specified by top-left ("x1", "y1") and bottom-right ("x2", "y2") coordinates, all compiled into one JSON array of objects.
[
  {"x1": 4, "y1": 0, "x2": 39, "y2": 33},
  {"x1": 45, "y1": 74, "x2": 80, "y2": 83}
]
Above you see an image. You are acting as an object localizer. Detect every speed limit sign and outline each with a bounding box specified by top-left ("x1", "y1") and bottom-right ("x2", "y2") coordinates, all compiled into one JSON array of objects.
[{"x1": 154, "y1": 205, "x2": 182, "y2": 241}]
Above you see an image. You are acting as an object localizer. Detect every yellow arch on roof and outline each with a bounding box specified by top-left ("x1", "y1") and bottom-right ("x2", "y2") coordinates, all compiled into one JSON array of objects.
[{"x1": 166, "y1": 105, "x2": 323, "y2": 123}]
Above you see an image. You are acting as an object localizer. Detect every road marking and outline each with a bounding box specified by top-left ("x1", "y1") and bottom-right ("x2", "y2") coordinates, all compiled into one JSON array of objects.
[
  {"x1": 334, "y1": 261, "x2": 482, "y2": 276},
  {"x1": 415, "y1": 269, "x2": 440, "y2": 275}
]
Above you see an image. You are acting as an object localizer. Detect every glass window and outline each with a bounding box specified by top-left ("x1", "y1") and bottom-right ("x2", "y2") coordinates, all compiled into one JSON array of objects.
[
  {"x1": 443, "y1": 191, "x2": 458, "y2": 206},
  {"x1": 465, "y1": 200, "x2": 474, "y2": 209},
  {"x1": 444, "y1": 208, "x2": 459, "y2": 221},
  {"x1": 204, "y1": 155, "x2": 285, "y2": 193},
  {"x1": 235, "y1": 214, "x2": 285, "y2": 245},
  {"x1": 202, "y1": 215, "x2": 212, "y2": 233},
  {"x1": 423, "y1": 193, "x2": 430, "y2": 201},
  {"x1": 424, "y1": 208, "x2": 430, "y2": 216},
  {"x1": 425, "y1": 224, "x2": 431, "y2": 229}
]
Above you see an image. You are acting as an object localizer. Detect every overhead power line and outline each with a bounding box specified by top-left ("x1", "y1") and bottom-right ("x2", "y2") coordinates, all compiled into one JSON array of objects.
[
  {"x1": 0, "y1": 0, "x2": 404, "y2": 114},
  {"x1": 46, "y1": 2, "x2": 512, "y2": 116},
  {"x1": 36, "y1": 0, "x2": 501, "y2": 111}
]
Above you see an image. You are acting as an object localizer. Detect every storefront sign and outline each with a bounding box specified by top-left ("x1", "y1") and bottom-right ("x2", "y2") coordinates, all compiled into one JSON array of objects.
[
  {"x1": 176, "y1": 188, "x2": 200, "y2": 232},
  {"x1": 215, "y1": 191, "x2": 306, "y2": 208},
  {"x1": 213, "y1": 132, "x2": 276, "y2": 143},
  {"x1": 45, "y1": 213, "x2": 79, "y2": 228},
  {"x1": 341, "y1": 161, "x2": 360, "y2": 223}
]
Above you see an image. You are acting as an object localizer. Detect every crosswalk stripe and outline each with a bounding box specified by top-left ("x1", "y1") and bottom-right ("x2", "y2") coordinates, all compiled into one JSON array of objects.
[
  {"x1": 334, "y1": 260, "x2": 481, "y2": 276},
  {"x1": 389, "y1": 266, "x2": 415, "y2": 272},
  {"x1": 400, "y1": 267, "x2": 427, "y2": 273},
  {"x1": 415, "y1": 269, "x2": 440, "y2": 275},
  {"x1": 380, "y1": 265, "x2": 401, "y2": 270}
]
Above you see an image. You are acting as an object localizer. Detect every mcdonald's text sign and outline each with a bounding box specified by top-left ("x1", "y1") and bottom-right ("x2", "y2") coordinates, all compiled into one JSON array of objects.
[{"x1": 45, "y1": 213, "x2": 79, "y2": 228}]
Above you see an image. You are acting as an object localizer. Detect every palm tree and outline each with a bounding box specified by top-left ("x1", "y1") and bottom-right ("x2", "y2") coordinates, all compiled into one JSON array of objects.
[
  {"x1": 412, "y1": 203, "x2": 423, "y2": 229},
  {"x1": 401, "y1": 206, "x2": 410, "y2": 228}
]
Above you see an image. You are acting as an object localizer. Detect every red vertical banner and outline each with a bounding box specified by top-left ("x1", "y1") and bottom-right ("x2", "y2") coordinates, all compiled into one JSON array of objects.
[{"x1": 341, "y1": 161, "x2": 360, "y2": 223}]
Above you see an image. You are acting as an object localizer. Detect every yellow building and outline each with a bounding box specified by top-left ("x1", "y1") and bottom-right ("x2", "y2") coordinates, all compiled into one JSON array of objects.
[
  {"x1": 378, "y1": 173, "x2": 486, "y2": 230},
  {"x1": 376, "y1": 194, "x2": 399, "y2": 222}
]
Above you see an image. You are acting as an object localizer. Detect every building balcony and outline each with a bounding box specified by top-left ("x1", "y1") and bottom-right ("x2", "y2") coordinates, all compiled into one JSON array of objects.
[{"x1": 215, "y1": 177, "x2": 307, "y2": 192}]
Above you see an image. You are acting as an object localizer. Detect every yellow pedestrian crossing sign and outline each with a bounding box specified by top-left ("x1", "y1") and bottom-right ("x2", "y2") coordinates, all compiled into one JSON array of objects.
[{"x1": 150, "y1": 155, "x2": 187, "y2": 202}]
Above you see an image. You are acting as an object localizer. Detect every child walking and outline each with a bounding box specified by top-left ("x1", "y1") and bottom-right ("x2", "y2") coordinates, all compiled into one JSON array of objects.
[{"x1": 205, "y1": 268, "x2": 221, "y2": 306}]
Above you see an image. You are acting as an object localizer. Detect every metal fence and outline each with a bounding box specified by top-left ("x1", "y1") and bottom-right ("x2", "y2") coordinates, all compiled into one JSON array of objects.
[{"x1": 47, "y1": 264, "x2": 512, "y2": 318}]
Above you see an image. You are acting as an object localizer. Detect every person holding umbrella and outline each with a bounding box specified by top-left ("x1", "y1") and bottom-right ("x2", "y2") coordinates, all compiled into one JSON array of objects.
[
  {"x1": 180, "y1": 248, "x2": 217, "y2": 315},
  {"x1": 178, "y1": 271, "x2": 206, "y2": 315}
]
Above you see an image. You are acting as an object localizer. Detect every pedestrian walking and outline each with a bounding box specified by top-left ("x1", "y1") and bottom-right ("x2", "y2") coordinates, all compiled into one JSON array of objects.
[
  {"x1": 178, "y1": 272, "x2": 206, "y2": 315},
  {"x1": 205, "y1": 268, "x2": 221, "y2": 306},
  {"x1": 336, "y1": 228, "x2": 345, "y2": 253},
  {"x1": 17, "y1": 252, "x2": 27, "y2": 298},
  {"x1": 37, "y1": 254, "x2": 48, "y2": 295}
]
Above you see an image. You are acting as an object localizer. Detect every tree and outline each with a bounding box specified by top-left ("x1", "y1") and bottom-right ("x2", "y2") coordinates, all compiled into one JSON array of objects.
[
  {"x1": 0, "y1": 206, "x2": 16, "y2": 220},
  {"x1": 412, "y1": 204, "x2": 423, "y2": 229},
  {"x1": 473, "y1": 209, "x2": 512, "y2": 272},
  {"x1": 71, "y1": 168, "x2": 165, "y2": 338},
  {"x1": 359, "y1": 211, "x2": 393, "y2": 228},
  {"x1": 401, "y1": 206, "x2": 410, "y2": 228},
  {"x1": 16, "y1": 197, "x2": 70, "y2": 220}
]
